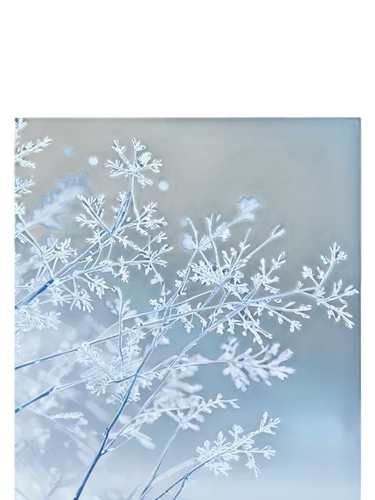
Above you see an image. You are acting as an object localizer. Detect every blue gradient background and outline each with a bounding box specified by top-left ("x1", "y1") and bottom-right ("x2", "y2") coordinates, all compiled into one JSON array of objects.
[{"x1": 18, "y1": 119, "x2": 360, "y2": 500}]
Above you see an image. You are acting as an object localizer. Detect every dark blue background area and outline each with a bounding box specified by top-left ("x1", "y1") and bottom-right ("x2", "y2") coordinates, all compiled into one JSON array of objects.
[{"x1": 24, "y1": 117, "x2": 362, "y2": 500}]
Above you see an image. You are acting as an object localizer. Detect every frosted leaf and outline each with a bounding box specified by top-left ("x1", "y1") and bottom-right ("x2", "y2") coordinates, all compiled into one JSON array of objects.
[
  {"x1": 51, "y1": 412, "x2": 84, "y2": 420},
  {"x1": 236, "y1": 196, "x2": 262, "y2": 221},
  {"x1": 15, "y1": 202, "x2": 25, "y2": 216},
  {"x1": 181, "y1": 233, "x2": 196, "y2": 251},
  {"x1": 26, "y1": 173, "x2": 87, "y2": 230},
  {"x1": 271, "y1": 225, "x2": 285, "y2": 238},
  {"x1": 219, "y1": 338, "x2": 295, "y2": 390},
  {"x1": 15, "y1": 131, "x2": 52, "y2": 169},
  {"x1": 302, "y1": 266, "x2": 314, "y2": 280},
  {"x1": 196, "y1": 413, "x2": 280, "y2": 477},
  {"x1": 15, "y1": 176, "x2": 35, "y2": 198}
]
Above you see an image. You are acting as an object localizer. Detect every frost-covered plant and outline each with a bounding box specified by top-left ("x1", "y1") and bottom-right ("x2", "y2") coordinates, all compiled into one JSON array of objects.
[{"x1": 14, "y1": 119, "x2": 358, "y2": 500}]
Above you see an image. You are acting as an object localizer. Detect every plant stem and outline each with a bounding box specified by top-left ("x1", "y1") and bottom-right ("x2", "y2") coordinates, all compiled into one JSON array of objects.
[
  {"x1": 140, "y1": 425, "x2": 180, "y2": 499},
  {"x1": 111, "y1": 292, "x2": 254, "y2": 447},
  {"x1": 15, "y1": 385, "x2": 55, "y2": 414},
  {"x1": 15, "y1": 290, "x2": 214, "y2": 371},
  {"x1": 155, "y1": 461, "x2": 206, "y2": 500},
  {"x1": 72, "y1": 428, "x2": 109, "y2": 500},
  {"x1": 72, "y1": 252, "x2": 200, "y2": 498},
  {"x1": 29, "y1": 405, "x2": 97, "y2": 454},
  {"x1": 172, "y1": 475, "x2": 190, "y2": 500},
  {"x1": 15, "y1": 175, "x2": 137, "y2": 311},
  {"x1": 72, "y1": 338, "x2": 157, "y2": 499},
  {"x1": 15, "y1": 240, "x2": 101, "y2": 309},
  {"x1": 150, "y1": 458, "x2": 196, "y2": 489}
]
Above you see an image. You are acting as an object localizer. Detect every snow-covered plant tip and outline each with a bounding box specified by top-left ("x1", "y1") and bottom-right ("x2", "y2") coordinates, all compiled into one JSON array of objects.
[{"x1": 14, "y1": 119, "x2": 358, "y2": 500}]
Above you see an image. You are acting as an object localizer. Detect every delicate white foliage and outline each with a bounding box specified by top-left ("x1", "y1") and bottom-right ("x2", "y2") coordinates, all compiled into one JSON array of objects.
[
  {"x1": 14, "y1": 120, "x2": 358, "y2": 500},
  {"x1": 15, "y1": 298, "x2": 61, "y2": 334},
  {"x1": 180, "y1": 233, "x2": 196, "y2": 251},
  {"x1": 235, "y1": 196, "x2": 262, "y2": 222},
  {"x1": 104, "y1": 139, "x2": 162, "y2": 187},
  {"x1": 15, "y1": 176, "x2": 35, "y2": 198},
  {"x1": 196, "y1": 413, "x2": 280, "y2": 477},
  {"x1": 15, "y1": 118, "x2": 52, "y2": 170},
  {"x1": 218, "y1": 337, "x2": 295, "y2": 390},
  {"x1": 26, "y1": 173, "x2": 87, "y2": 230}
]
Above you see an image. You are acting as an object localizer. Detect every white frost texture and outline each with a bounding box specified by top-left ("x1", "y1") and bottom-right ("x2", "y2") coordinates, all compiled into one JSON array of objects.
[{"x1": 14, "y1": 119, "x2": 359, "y2": 500}]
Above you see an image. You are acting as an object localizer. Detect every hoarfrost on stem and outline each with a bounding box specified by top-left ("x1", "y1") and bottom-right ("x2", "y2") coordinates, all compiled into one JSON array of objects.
[{"x1": 14, "y1": 120, "x2": 358, "y2": 500}]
